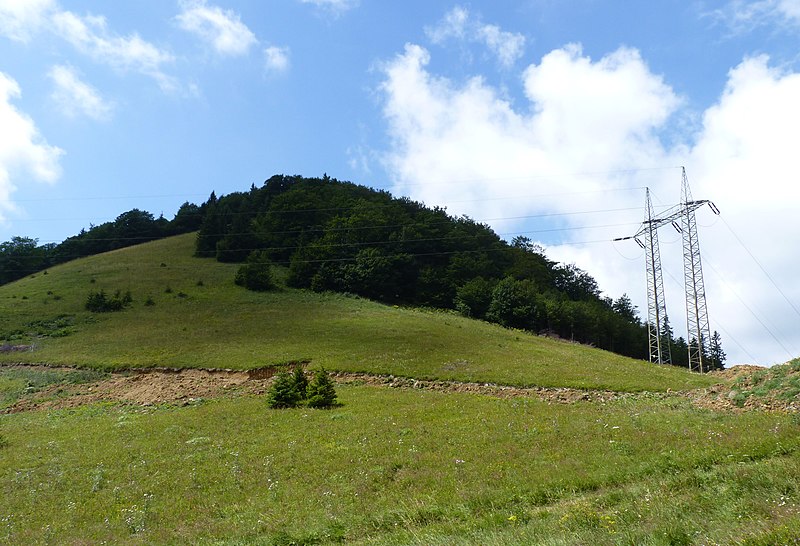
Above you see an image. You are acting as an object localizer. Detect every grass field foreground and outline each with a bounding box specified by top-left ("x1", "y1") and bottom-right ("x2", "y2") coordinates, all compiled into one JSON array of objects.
[
  {"x1": 0, "y1": 235, "x2": 796, "y2": 544},
  {"x1": 1, "y1": 384, "x2": 799, "y2": 545}
]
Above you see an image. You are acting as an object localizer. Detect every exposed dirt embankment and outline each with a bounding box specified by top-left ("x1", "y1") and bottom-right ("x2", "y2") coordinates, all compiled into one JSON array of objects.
[{"x1": 2, "y1": 363, "x2": 797, "y2": 414}]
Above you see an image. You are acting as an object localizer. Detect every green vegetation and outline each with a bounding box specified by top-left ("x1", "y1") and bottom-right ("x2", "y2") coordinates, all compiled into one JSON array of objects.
[
  {"x1": 0, "y1": 228, "x2": 795, "y2": 544},
  {"x1": 0, "y1": 366, "x2": 107, "y2": 410},
  {"x1": 197, "y1": 175, "x2": 661, "y2": 365},
  {"x1": 267, "y1": 367, "x2": 337, "y2": 408},
  {"x1": 306, "y1": 368, "x2": 337, "y2": 408},
  {"x1": 85, "y1": 289, "x2": 133, "y2": 312},
  {"x1": 1, "y1": 384, "x2": 798, "y2": 544},
  {"x1": 730, "y1": 359, "x2": 800, "y2": 408},
  {"x1": 234, "y1": 249, "x2": 276, "y2": 292},
  {"x1": 0, "y1": 234, "x2": 712, "y2": 392},
  {"x1": 0, "y1": 207, "x2": 203, "y2": 286},
  {"x1": 0, "y1": 175, "x2": 729, "y2": 369}
]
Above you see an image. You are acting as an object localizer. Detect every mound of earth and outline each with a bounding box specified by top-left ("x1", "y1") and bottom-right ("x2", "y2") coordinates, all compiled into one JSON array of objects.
[{"x1": 689, "y1": 363, "x2": 800, "y2": 413}]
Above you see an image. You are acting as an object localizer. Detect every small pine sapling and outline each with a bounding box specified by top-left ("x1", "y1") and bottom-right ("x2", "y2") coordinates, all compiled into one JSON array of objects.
[
  {"x1": 267, "y1": 370, "x2": 302, "y2": 409},
  {"x1": 292, "y1": 366, "x2": 308, "y2": 400},
  {"x1": 306, "y1": 368, "x2": 337, "y2": 408}
]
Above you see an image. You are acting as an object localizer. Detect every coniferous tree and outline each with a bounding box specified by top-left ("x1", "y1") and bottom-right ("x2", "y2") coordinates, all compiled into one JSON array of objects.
[
  {"x1": 709, "y1": 330, "x2": 727, "y2": 370},
  {"x1": 306, "y1": 368, "x2": 337, "y2": 408},
  {"x1": 267, "y1": 371, "x2": 302, "y2": 409},
  {"x1": 292, "y1": 366, "x2": 308, "y2": 399}
]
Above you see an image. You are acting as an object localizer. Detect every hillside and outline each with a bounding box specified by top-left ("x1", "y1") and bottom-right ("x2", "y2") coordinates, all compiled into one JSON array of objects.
[
  {"x1": 4, "y1": 174, "x2": 725, "y2": 369},
  {"x1": 0, "y1": 233, "x2": 712, "y2": 392}
]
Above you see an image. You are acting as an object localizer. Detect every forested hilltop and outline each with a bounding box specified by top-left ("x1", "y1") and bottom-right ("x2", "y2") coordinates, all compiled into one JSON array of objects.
[
  {"x1": 0, "y1": 174, "x2": 724, "y2": 369},
  {"x1": 196, "y1": 174, "x2": 723, "y2": 368}
]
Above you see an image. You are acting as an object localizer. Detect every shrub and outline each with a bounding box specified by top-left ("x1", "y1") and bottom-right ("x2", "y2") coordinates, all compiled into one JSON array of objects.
[
  {"x1": 266, "y1": 371, "x2": 302, "y2": 409},
  {"x1": 85, "y1": 290, "x2": 133, "y2": 312},
  {"x1": 266, "y1": 367, "x2": 337, "y2": 409},
  {"x1": 307, "y1": 368, "x2": 337, "y2": 408},
  {"x1": 454, "y1": 277, "x2": 496, "y2": 319},
  {"x1": 235, "y1": 250, "x2": 276, "y2": 292}
]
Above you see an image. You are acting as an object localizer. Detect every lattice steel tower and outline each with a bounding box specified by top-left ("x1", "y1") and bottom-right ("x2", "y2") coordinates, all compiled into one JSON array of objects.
[
  {"x1": 680, "y1": 168, "x2": 715, "y2": 373},
  {"x1": 614, "y1": 168, "x2": 718, "y2": 371},
  {"x1": 643, "y1": 188, "x2": 671, "y2": 365}
]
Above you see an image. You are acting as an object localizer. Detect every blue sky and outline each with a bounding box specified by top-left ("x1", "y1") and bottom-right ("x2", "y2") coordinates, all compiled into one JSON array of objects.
[{"x1": 1, "y1": 0, "x2": 800, "y2": 366}]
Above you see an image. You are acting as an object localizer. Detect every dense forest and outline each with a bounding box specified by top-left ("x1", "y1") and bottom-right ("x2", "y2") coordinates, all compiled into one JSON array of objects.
[{"x1": 0, "y1": 174, "x2": 725, "y2": 370}]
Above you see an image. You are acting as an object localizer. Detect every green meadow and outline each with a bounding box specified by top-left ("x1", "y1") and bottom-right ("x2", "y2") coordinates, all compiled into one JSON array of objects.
[
  {"x1": 1, "y1": 234, "x2": 798, "y2": 545},
  {"x1": 0, "y1": 234, "x2": 712, "y2": 392},
  {"x1": 2, "y1": 385, "x2": 799, "y2": 545}
]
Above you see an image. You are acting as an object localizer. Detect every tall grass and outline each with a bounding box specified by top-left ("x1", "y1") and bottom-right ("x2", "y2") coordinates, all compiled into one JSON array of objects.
[{"x1": 1, "y1": 386, "x2": 797, "y2": 544}]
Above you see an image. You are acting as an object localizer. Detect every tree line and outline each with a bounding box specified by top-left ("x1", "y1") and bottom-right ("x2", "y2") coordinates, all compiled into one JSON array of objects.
[{"x1": 0, "y1": 205, "x2": 204, "y2": 285}]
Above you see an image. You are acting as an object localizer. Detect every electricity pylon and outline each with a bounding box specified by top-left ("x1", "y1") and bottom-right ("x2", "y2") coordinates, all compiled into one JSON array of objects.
[
  {"x1": 679, "y1": 168, "x2": 717, "y2": 373},
  {"x1": 639, "y1": 189, "x2": 671, "y2": 364},
  {"x1": 614, "y1": 168, "x2": 719, "y2": 371}
]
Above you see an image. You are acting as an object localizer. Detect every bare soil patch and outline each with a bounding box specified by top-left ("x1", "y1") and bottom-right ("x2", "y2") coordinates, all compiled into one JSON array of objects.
[
  {"x1": 2, "y1": 366, "x2": 268, "y2": 413},
  {"x1": 3, "y1": 363, "x2": 796, "y2": 414}
]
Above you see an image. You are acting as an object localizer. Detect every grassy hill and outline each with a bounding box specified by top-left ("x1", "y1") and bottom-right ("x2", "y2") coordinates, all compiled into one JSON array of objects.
[
  {"x1": 0, "y1": 233, "x2": 712, "y2": 392},
  {"x1": 2, "y1": 234, "x2": 798, "y2": 545}
]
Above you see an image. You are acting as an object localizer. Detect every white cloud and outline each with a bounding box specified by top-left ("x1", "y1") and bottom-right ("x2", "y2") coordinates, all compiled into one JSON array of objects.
[
  {"x1": 0, "y1": 0, "x2": 55, "y2": 42},
  {"x1": 50, "y1": 10, "x2": 177, "y2": 92},
  {"x1": 176, "y1": 0, "x2": 257, "y2": 57},
  {"x1": 478, "y1": 24, "x2": 526, "y2": 69},
  {"x1": 2, "y1": 2, "x2": 181, "y2": 93},
  {"x1": 0, "y1": 71, "x2": 63, "y2": 220},
  {"x1": 264, "y1": 46, "x2": 290, "y2": 73},
  {"x1": 298, "y1": 0, "x2": 359, "y2": 16},
  {"x1": 426, "y1": 6, "x2": 469, "y2": 43},
  {"x1": 48, "y1": 65, "x2": 113, "y2": 121},
  {"x1": 426, "y1": 6, "x2": 526, "y2": 68},
  {"x1": 379, "y1": 43, "x2": 800, "y2": 366},
  {"x1": 712, "y1": 0, "x2": 800, "y2": 31},
  {"x1": 381, "y1": 43, "x2": 677, "y2": 222},
  {"x1": 681, "y1": 55, "x2": 800, "y2": 364}
]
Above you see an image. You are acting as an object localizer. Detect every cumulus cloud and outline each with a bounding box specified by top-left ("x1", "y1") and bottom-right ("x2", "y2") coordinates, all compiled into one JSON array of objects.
[
  {"x1": 381, "y1": 43, "x2": 677, "y2": 222},
  {"x1": 426, "y1": 6, "x2": 526, "y2": 67},
  {"x1": 682, "y1": 55, "x2": 800, "y2": 363},
  {"x1": 0, "y1": 71, "x2": 63, "y2": 220},
  {"x1": 176, "y1": 0, "x2": 257, "y2": 57},
  {"x1": 48, "y1": 65, "x2": 113, "y2": 121},
  {"x1": 379, "y1": 42, "x2": 800, "y2": 365},
  {"x1": 0, "y1": 0, "x2": 55, "y2": 42},
  {"x1": 264, "y1": 46, "x2": 290, "y2": 73}
]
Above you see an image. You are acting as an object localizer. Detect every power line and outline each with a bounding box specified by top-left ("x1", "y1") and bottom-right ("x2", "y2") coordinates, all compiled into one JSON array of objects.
[
  {"x1": 0, "y1": 219, "x2": 634, "y2": 263},
  {"x1": 702, "y1": 256, "x2": 796, "y2": 362},
  {"x1": 720, "y1": 216, "x2": 800, "y2": 323}
]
